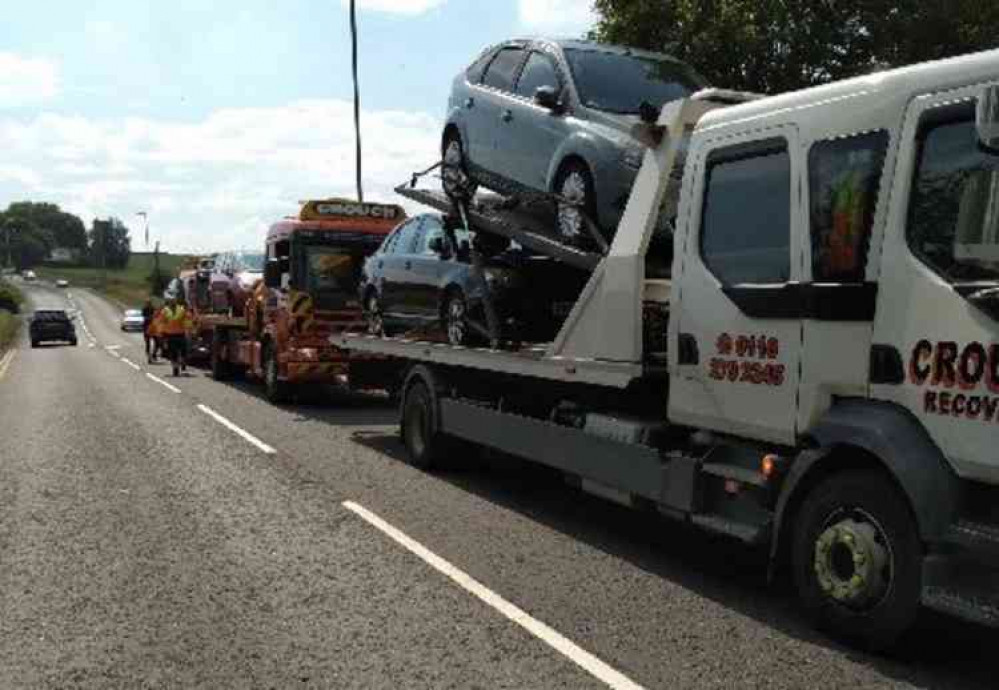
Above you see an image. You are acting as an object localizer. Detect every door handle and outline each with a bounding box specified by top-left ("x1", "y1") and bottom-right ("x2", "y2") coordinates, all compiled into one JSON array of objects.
[
  {"x1": 465, "y1": 97, "x2": 474, "y2": 109},
  {"x1": 377, "y1": 260, "x2": 383, "y2": 269},
  {"x1": 501, "y1": 110, "x2": 513, "y2": 123},
  {"x1": 404, "y1": 261, "x2": 412, "y2": 270}
]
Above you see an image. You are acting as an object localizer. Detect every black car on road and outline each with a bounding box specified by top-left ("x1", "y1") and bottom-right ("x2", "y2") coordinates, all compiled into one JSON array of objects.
[
  {"x1": 359, "y1": 213, "x2": 585, "y2": 346},
  {"x1": 30, "y1": 309, "x2": 77, "y2": 348}
]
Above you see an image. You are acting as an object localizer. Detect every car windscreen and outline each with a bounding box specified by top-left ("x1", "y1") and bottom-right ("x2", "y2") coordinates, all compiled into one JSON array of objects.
[
  {"x1": 296, "y1": 236, "x2": 383, "y2": 309},
  {"x1": 564, "y1": 49, "x2": 702, "y2": 115},
  {"x1": 909, "y1": 112, "x2": 999, "y2": 284}
]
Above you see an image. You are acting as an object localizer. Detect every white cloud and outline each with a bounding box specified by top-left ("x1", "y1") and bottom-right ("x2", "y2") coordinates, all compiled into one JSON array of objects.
[
  {"x1": 0, "y1": 53, "x2": 59, "y2": 108},
  {"x1": 340, "y1": 0, "x2": 447, "y2": 16},
  {"x1": 0, "y1": 100, "x2": 440, "y2": 253},
  {"x1": 517, "y1": 0, "x2": 597, "y2": 35}
]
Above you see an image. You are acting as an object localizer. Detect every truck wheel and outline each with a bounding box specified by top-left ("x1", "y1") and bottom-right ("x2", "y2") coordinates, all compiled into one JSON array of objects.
[
  {"x1": 791, "y1": 469, "x2": 921, "y2": 651},
  {"x1": 211, "y1": 330, "x2": 230, "y2": 381},
  {"x1": 401, "y1": 380, "x2": 447, "y2": 470},
  {"x1": 264, "y1": 345, "x2": 288, "y2": 403}
]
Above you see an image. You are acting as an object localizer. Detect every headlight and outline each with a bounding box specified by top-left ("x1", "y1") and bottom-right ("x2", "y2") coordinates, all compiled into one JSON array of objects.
[{"x1": 622, "y1": 147, "x2": 645, "y2": 170}]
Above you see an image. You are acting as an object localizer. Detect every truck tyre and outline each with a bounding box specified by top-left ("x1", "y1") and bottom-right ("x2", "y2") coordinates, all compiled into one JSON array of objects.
[
  {"x1": 442, "y1": 132, "x2": 477, "y2": 202},
  {"x1": 211, "y1": 329, "x2": 230, "y2": 381},
  {"x1": 263, "y1": 344, "x2": 287, "y2": 403},
  {"x1": 791, "y1": 469, "x2": 921, "y2": 651},
  {"x1": 401, "y1": 380, "x2": 449, "y2": 470}
]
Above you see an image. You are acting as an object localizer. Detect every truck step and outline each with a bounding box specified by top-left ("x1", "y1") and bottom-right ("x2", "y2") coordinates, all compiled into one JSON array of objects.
[
  {"x1": 690, "y1": 514, "x2": 768, "y2": 545},
  {"x1": 701, "y1": 463, "x2": 769, "y2": 488},
  {"x1": 922, "y1": 586, "x2": 999, "y2": 628}
]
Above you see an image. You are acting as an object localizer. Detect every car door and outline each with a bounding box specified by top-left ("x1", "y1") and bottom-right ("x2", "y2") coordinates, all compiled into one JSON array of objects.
[
  {"x1": 471, "y1": 45, "x2": 528, "y2": 176},
  {"x1": 504, "y1": 49, "x2": 570, "y2": 191},
  {"x1": 408, "y1": 215, "x2": 450, "y2": 321},
  {"x1": 379, "y1": 217, "x2": 422, "y2": 321},
  {"x1": 669, "y1": 126, "x2": 806, "y2": 446}
]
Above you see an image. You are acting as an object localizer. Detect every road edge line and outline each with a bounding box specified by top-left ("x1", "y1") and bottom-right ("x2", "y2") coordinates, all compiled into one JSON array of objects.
[
  {"x1": 146, "y1": 372, "x2": 181, "y2": 394},
  {"x1": 342, "y1": 500, "x2": 645, "y2": 690},
  {"x1": 197, "y1": 404, "x2": 276, "y2": 455},
  {"x1": 0, "y1": 348, "x2": 16, "y2": 381}
]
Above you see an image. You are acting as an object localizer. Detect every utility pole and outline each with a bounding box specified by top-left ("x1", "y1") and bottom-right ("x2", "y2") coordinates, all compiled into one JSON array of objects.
[{"x1": 350, "y1": 0, "x2": 364, "y2": 202}]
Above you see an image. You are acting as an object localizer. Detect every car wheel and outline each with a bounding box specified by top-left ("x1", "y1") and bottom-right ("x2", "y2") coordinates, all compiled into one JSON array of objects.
[
  {"x1": 442, "y1": 132, "x2": 477, "y2": 202},
  {"x1": 442, "y1": 290, "x2": 471, "y2": 347},
  {"x1": 264, "y1": 343, "x2": 287, "y2": 403},
  {"x1": 30, "y1": 340, "x2": 38, "y2": 349},
  {"x1": 70, "y1": 339, "x2": 77, "y2": 347},
  {"x1": 791, "y1": 469, "x2": 922, "y2": 651},
  {"x1": 555, "y1": 161, "x2": 599, "y2": 246},
  {"x1": 365, "y1": 292, "x2": 385, "y2": 337}
]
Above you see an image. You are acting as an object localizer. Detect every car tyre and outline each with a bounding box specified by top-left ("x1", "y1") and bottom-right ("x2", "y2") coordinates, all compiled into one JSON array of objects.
[
  {"x1": 365, "y1": 291, "x2": 386, "y2": 337},
  {"x1": 554, "y1": 161, "x2": 600, "y2": 247},
  {"x1": 30, "y1": 340, "x2": 38, "y2": 349},
  {"x1": 791, "y1": 469, "x2": 922, "y2": 652},
  {"x1": 442, "y1": 132, "x2": 477, "y2": 203},
  {"x1": 442, "y1": 290, "x2": 472, "y2": 347},
  {"x1": 70, "y1": 338, "x2": 77, "y2": 347}
]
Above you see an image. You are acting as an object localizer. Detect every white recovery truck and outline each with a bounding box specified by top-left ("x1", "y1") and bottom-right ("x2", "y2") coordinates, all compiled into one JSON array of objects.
[{"x1": 341, "y1": 50, "x2": 999, "y2": 649}]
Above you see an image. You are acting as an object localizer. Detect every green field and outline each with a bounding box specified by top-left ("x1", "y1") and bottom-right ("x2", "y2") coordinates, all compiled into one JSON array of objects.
[{"x1": 36, "y1": 253, "x2": 190, "y2": 308}]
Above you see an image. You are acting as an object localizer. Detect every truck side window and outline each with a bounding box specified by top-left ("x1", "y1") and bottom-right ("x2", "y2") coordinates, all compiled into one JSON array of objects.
[
  {"x1": 700, "y1": 140, "x2": 791, "y2": 284},
  {"x1": 809, "y1": 131, "x2": 888, "y2": 282}
]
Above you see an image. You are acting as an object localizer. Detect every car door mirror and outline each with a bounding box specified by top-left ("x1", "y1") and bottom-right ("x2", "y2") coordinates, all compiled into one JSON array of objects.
[
  {"x1": 428, "y1": 236, "x2": 447, "y2": 256},
  {"x1": 534, "y1": 86, "x2": 560, "y2": 111},
  {"x1": 264, "y1": 260, "x2": 282, "y2": 288},
  {"x1": 977, "y1": 85, "x2": 999, "y2": 152}
]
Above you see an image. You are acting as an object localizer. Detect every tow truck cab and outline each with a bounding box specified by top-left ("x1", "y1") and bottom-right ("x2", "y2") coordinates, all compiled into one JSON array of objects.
[{"x1": 249, "y1": 199, "x2": 405, "y2": 396}]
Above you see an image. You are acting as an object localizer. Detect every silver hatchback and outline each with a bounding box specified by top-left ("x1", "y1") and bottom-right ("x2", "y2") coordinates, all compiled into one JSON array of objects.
[{"x1": 442, "y1": 39, "x2": 705, "y2": 243}]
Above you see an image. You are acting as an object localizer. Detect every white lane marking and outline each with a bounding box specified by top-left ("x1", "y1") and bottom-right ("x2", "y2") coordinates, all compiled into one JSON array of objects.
[
  {"x1": 121, "y1": 357, "x2": 141, "y2": 371},
  {"x1": 146, "y1": 372, "x2": 181, "y2": 394},
  {"x1": 0, "y1": 349, "x2": 16, "y2": 381},
  {"x1": 197, "y1": 404, "x2": 277, "y2": 455},
  {"x1": 104, "y1": 344, "x2": 121, "y2": 351},
  {"x1": 342, "y1": 501, "x2": 645, "y2": 690}
]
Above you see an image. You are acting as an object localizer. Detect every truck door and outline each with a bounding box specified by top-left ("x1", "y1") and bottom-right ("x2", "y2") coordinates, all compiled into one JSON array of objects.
[{"x1": 670, "y1": 127, "x2": 806, "y2": 445}]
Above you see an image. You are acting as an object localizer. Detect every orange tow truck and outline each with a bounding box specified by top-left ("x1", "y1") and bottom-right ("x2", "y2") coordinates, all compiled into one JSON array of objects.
[{"x1": 202, "y1": 199, "x2": 405, "y2": 402}]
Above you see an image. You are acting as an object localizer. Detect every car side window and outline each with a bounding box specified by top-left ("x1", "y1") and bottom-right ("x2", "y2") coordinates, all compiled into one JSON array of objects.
[
  {"x1": 700, "y1": 139, "x2": 791, "y2": 285},
  {"x1": 515, "y1": 52, "x2": 559, "y2": 99},
  {"x1": 809, "y1": 131, "x2": 888, "y2": 282},
  {"x1": 466, "y1": 48, "x2": 496, "y2": 84},
  {"x1": 482, "y1": 47, "x2": 526, "y2": 93},
  {"x1": 418, "y1": 216, "x2": 445, "y2": 255},
  {"x1": 389, "y1": 218, "x2": 421, "y2": 255}
]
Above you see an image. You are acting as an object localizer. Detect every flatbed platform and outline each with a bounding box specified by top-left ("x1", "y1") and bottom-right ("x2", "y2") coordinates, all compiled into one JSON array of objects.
[{"x1": 336, "y1": 333, "x2": 643, "y2": 389}]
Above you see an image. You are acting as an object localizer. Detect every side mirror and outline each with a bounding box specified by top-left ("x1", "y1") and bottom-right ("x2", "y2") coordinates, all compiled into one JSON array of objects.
[
  {"x1": 977, "y1": 85, "x2": 999, "y2": 152},
  {"x1": 428, "y1": 236, "x2": 447, "y2": 255},
  {"x1": 534, "y1": 86, "x2": 560, "y2": 111},
  {"x1": 264, "y1": 260, "x2": 282, "y2": 289}
]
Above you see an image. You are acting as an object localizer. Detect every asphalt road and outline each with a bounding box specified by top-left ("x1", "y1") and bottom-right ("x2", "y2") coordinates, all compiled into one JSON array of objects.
[{"x1": 0, "y1": 281, "x2": 996, "y2": 689}]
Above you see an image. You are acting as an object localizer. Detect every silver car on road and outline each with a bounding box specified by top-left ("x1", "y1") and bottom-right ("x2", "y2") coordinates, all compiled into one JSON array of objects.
[{"x1": 442, "y1": 39, "x2": 706, "y2": 243}]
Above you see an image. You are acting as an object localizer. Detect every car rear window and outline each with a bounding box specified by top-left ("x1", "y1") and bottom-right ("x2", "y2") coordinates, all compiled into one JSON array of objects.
[{"x1": 34, "y1": 311, "x2": 69, "y2": 321}]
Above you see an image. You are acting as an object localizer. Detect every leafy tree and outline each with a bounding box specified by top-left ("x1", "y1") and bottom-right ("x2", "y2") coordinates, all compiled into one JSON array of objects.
[
  {"x1": 3, "y1": 202, "x2": 87, "y2": 252},
  {"x1": 88, "y1": 217, "x2": 132, "y2": 270},
  {"x1": 0, "y1": 214, "x2": 52, "y2": 270},
  {"x1": 591, "y1": 0, "x2": 999, "y2": 94}
]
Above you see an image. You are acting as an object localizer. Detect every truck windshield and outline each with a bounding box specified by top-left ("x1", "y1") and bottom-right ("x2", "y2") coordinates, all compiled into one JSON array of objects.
[
  {"x1": 299, "y1": 244, "x2": 368, "y2": 309},
  {"x1": 909, "y1": 114, "x2": 999, "y2": 284},
  {"x1": 237, "y1": 253, "x2": 265, "y2": 271},
  {"x1": 564, "y1": 49, "x2": 703, "y2": 115}
]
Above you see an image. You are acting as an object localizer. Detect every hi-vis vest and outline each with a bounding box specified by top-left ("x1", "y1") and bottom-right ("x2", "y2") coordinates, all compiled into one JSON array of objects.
[{"x1": 159, "y1": 305, "x2": 192, "y2": 335}]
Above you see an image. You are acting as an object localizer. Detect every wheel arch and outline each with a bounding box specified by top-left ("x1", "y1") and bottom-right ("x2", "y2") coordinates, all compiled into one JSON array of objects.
[{"x1": 768, "y1": 399, "x2": 961, "y2": 579}]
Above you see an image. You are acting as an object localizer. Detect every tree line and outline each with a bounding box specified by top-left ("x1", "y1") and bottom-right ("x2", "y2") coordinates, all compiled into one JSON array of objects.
[
  {"x1": 592, "y1": 0, "x2": 999, "y2": 94},
  {"x1": 0, "y1": 202, "x2": 131, "y2": 270}
]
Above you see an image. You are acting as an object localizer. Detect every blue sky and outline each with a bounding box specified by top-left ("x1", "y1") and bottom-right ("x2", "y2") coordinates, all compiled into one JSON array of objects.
[{"x1": 0, "y1": 0, "x2": 596, "y2": 252}]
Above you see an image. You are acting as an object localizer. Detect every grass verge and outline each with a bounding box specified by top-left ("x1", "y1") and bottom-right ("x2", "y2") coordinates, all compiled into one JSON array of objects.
[
  {"x1": 36, "y1": 253, "x2": 189, "y2": 309},
  {"x1": 0, "y1": 278, "x2": 23, "y2": 354}
]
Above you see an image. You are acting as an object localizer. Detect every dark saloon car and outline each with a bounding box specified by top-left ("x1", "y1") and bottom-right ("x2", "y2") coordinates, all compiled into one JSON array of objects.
[
  {"x1": 30, "y1": 309, "x2": 77, "y2": 347},
  {"x1": 359, "y1": 213, "x2": 586, "y2": 346}
]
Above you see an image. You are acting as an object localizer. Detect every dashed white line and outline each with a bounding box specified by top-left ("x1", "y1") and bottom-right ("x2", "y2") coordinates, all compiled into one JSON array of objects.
[
  {"x1": 121, "y1": 357, "x2": 141, "y2": 371},
  {"x1": 342, "y1": 500, "x2": 645, "y2": 690},
  {"x1": 146, "y1": 372, "x2": 181, "y2": 394},
  {"x1": 197, "y1": 404, "x2": 276, "y2": 454}
]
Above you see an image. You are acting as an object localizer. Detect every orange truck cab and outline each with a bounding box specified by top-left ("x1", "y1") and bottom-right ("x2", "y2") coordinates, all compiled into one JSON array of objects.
[{"x1": 209, "y1": 198, "x2": 406, "y2": 402}]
